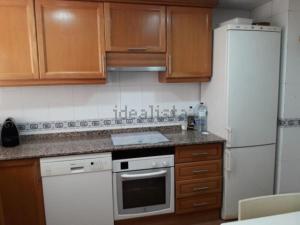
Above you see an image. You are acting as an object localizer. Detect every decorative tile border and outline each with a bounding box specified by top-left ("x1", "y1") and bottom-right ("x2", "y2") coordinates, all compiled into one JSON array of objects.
[
  {"x1": 0, "y1": 116, "x2": 186, "y2": 134},
  {"x1": 278, "y1": 119, "x2": 300, "y2": 128}
]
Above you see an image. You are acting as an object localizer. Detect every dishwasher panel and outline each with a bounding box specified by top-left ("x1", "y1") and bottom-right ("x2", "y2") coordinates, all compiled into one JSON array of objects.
[{"x1": 40, "y1": 153, "x2": 114, "y2": 225}]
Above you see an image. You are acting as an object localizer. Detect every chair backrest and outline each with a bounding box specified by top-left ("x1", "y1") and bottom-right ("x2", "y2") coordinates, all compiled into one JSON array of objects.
[{"x1": 238, "y1": 193, "x2": 300, "y2": 220}]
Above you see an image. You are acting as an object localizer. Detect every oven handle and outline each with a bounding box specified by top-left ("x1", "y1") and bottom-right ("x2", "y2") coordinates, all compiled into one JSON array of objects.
[{"x1": 120, "y1": 170, "x2": 167, "y2": 180}]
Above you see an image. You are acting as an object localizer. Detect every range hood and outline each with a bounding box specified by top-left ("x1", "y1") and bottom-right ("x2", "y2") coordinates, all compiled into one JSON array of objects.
[
  {"x1": 106, "y1": 53, "x2": 167, "y2": 72},
  {"x1": 107, "y1": 66, "x2": 166, "y2": 72}
]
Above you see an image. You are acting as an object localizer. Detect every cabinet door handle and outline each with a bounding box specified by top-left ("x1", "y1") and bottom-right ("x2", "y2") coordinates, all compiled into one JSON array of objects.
[
  {"x1": 127, "y1": 48, "x2": 148, "y2": 52},
  {"x1": 102, "y1": 54, "x2": 106, "y2": 74},
  {"x1": 193, "y1": 186, "x2": 209, "y2": 192},
  {"x1": 193, "y1": 202, "x2": 208, "y2": 207},
  {"x1": 168, "y1": 55, "x2": 172, "y2": 74},
  {"x1": 192, "y1": 152, "x2": 209, "y2": 157},
  {"x1": 192, "y1": 169, "x2": 208, "y2": 174}
]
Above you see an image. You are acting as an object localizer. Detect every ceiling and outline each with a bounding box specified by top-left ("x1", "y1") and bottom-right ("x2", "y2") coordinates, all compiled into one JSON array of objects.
[{"x1": 217, "y1": 0, "x2": 271, "y2": 10}]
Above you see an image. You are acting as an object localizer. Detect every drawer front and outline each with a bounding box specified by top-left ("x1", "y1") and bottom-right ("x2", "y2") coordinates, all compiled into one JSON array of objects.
[
  {"x1": 176, "y1": 177, "x2": 222, "y2": 198},
  {"x1": 176, "y1": 144, "x2": 222, "y2": 163},
  {"x1": 176, "y1": 193, "x2": 222, "y2": 214},
  {"x1": 176, "y1": 160, "x2": 221, "y2": 180}
]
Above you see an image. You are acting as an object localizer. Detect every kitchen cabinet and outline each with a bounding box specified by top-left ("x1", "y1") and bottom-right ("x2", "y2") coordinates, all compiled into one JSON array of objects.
[
  {"x1": 104, "y1": 3, "x2": 166, "y2": 52},
  {"x1": 0, "y1": 0, "x2": 39, "y2": 81},
  {"x1": 175, "y1": 144, "x2": 223, "y2": 214},
  {"x1": 35, "y1": 0, "x2": 106, "y2": 80},
  {"x1": 159, "y1": 7, "x2": 212, "y2": 83},
  {"x1": 0, "y1": 159, "x2": 45, "y2": 225}
]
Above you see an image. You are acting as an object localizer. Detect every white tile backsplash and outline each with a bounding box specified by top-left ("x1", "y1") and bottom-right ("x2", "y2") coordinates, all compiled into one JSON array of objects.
[{"x1": 0, "y1": 72, "x2": 201, "y2": 124}]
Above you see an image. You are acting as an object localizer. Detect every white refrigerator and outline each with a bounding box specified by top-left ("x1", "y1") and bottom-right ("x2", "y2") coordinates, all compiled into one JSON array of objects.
[{"x1": 201, "y1": 24, "x2": 281, "y2": 220}]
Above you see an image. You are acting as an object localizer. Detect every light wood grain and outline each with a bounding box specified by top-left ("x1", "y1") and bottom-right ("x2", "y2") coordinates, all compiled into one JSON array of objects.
[
  {"x1": 176, "y1": 144, "x2": 223, "y2": 163},
  {"x1": 176, "y1": 177, "x2": 222, "y2": 198},
  {"x1": 176, "y1": 160, "x2": 222, "y2": 181},
  {"x1": 160, "y1": 6, "x2": 212, "y2": 82},
  {"x1": 0, "y1": 78, "x2": 106, "y2": 87},
  {"x1": 64, "y1": 0, "x2": 218, "y2": 8},
  {"x1": 0, "y1": 0, "x2": 39, "y2": 81},
  {"x1": 107, "y1": 53, "x2": 166, "y2": 67},
  {"x1": 35, "y1": 0, "x2": 106, "y2": 80},
  {"x1": 176, "y1": 193, "x2": 222, "y2": 214},
  {"x1": 0, "y1": 159, "x2": 45, "y2": 225},
  {"x1": 104, "y1": 3, "x2": 166, "y2": 52}
]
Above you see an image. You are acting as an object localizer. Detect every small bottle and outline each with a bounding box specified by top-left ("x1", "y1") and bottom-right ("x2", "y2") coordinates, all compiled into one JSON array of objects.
[
  {"x1": 187, "y1": 106, "x2": 195, "y2": 130},
  {"x1": 195, "y1": 103, "x2": 208, "y2": 134}
]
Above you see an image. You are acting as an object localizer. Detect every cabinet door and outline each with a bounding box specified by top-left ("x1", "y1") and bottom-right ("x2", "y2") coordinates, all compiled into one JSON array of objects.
[
  {"x1": 0, "y1": 0, "x2": 39, "y2": 81},
  {"x1": 163, "y1": 7, "x2": 212, "y2": 81},
  {"x1": 0, "y1": 159, "x2": 45, "y2": 225},
  {"x1": 104, "y1": 3, "x2": 166, "y2": 52},
  {"x1": 35, "y1": 0, "x2": 105, "y2": 80}
]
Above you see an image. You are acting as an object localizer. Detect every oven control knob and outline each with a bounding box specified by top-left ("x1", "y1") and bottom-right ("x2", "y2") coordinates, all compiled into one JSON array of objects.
[
  {"x1": 162, "y1": 161, "x2": 169, "y2": 167},
  {"x1": 152, "y1": 162, "x2": 158, "y2": 168}
]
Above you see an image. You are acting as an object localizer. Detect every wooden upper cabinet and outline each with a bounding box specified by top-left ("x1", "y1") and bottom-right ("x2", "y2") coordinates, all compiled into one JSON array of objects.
[
  {"x1": 160, "y1": 7, "x2": 212, "y2": 82},
  {"x1": 0, "y1": 0, "x2": 39, "y2": 81},
  {"x1": 35, "y1": 0, "x2": 106, "y2": 80},
  {"x1": 0, "y1": 159, "x2": 45, "y2": 225},
  {"x1": 104, "y1": 3, "x2": 166, "y2": 53}
]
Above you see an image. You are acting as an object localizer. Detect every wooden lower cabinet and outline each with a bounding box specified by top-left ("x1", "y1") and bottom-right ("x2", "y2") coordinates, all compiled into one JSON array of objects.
[
  {"x1": 175, "y1": 143, "x2": 223, "y2": 215},
  {"x1": 0, "y1": 159, "x2": 45, "y2": 225},
  {"x1": 176, "y1": 193, "x2": 222, "y2": 214},
  {"x1": 176, "y1": 177, "x2": 222, "y2": 198}
]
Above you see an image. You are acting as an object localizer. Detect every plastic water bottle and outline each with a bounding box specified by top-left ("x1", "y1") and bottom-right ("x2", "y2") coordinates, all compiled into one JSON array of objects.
[{"x1": 194, "y1": 103, "x2": 208, "y2": 133}]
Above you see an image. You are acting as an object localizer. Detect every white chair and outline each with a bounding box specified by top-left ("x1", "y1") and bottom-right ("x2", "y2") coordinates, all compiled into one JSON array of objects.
[{"x1": 238, "y1": 193, "x2": 300, "y2": 220}]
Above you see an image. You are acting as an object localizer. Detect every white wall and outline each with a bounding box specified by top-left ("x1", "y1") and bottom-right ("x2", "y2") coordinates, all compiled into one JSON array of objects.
[
  {"x1": 0, "y1": 72, "x2": 200, "y2": 123},
  {"x1": 213, "y1": 8, "x2": 250, "y2": 28},
  {"x1": 251, "y1": 0, "x2": 300, "y2": 194}
]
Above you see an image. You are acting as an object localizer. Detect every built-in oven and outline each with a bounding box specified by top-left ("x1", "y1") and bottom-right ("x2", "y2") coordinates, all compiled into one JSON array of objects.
[{"x1": 112, "y1": 148, "x2": 174, "y2": 220}]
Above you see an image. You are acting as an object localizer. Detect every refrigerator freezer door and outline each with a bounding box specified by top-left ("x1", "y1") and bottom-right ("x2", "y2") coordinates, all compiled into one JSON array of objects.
[
  {"x1": 227, "y1": 30, "x2": 281, "y2": 148},
  {"x1": 222, "y1": 144, "x2": 276, "y2": 220}
]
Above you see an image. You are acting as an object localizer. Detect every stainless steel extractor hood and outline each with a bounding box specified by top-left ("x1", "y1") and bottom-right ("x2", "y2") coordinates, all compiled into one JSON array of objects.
[
  {"x1": 107, "y1": 66, "x2": 166, "y2": 72},
  {"x1": 106, "y1": 53, "x2": 166, "y2": 73}
]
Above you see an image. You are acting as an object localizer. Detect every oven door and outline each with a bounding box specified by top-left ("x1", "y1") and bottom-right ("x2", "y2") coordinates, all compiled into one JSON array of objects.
[{"x1": 113, "y1": 167, "x2": 174, "y2": 220}]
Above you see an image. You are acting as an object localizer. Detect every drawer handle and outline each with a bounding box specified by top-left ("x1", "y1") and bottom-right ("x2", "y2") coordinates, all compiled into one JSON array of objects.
[
  {"x1": 193, "y1": 202, "x2": 208, "y2": 207},
  {"x1": 192, "y1": 169, "x2": 209, "y2": 174},
  {"x1": 193, "y1": 186, "x2": 209, "y2": 192},
  {"x1": 128, "y1": 48, "x2": 148, "y2": 52},
  {"x1": 192, "y1": 152, "x2": 209, "y2": 157}
]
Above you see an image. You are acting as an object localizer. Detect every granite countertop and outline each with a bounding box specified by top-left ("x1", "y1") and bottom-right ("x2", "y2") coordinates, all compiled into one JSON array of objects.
[{"x1": 0, "y1": 126, "x2": 225, "y2": 161}]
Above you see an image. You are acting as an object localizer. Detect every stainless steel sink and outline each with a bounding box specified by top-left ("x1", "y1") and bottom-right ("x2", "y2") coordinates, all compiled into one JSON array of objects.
[{"x1": 111, "y1": 131, "x2": 169, "y2": 146}]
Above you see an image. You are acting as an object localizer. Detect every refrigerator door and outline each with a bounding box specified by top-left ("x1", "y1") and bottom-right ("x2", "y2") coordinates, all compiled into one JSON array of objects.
[
  {"x1": 226, "y1": 30, "x2": 281, "y2": 148},
  {"x1": 222, "y1": 144, "x2": 276, "y2": 220}
]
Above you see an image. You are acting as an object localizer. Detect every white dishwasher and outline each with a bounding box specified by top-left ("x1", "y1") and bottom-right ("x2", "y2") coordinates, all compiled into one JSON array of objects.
[{"x1": 40, "y1": 153, "x2": 114, "y2": 225}]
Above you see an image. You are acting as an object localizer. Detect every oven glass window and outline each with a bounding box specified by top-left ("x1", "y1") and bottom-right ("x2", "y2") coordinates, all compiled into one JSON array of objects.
[{"x1": 122, "y1": 177, "x2": 166, "y2": 209}]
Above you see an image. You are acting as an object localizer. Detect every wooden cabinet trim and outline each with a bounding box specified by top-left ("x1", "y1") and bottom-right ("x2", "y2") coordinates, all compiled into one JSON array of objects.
[
  {"x1": 176, "y1": 177, "x2": 222, "y2": 198},
  {"x1": 176, "y1": 144, "x2": 223, "y2": 163},
  {"x1": 0, "y1": 159, "x2": 46, "y2": 225},
  {"x1": 0, "y1": 78, "x2": 105, "y2": 87},
  {"x1": 176, "y1": 193, "x2": 222, "y2": 214},
  {"x1": 0, "y1": 0, "x2": 39, "y2": 81},
  {"x1": 104, "y1": 3, "x2": 166, "y2": 52},
  {"x1": 160, "y1": 6, "x2": 212, "y2": 82},
  {"x1": 35, "y1": 0, "x2": 106, "y2": 80},
  {"x1": 64, "y1": 0, "x2": 218, "y2": 8},
  {"x1": 176, "y1": 160, "x2": 222, "y2": 181}
]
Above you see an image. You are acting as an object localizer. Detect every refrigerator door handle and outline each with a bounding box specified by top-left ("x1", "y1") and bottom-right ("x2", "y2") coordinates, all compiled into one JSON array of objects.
[
  {"x1": 226, "y1": 127, "x2": 232, "y2": 147},
  {"x1": 225, "y1": 150, "x2": 232, "y2": 172}
]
